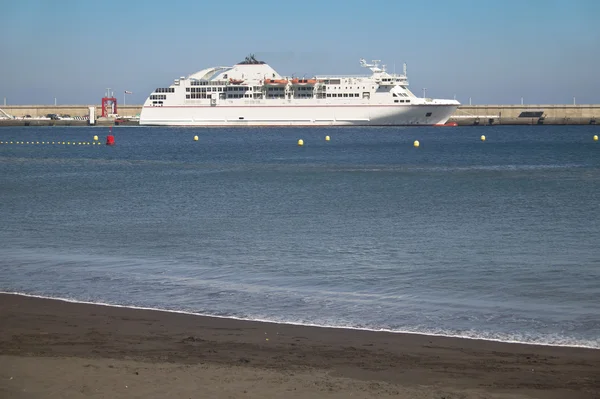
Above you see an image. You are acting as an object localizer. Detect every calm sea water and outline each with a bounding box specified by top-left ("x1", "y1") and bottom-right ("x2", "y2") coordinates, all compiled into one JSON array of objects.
[{"x1": 1, "y1": 125, "x2": 599, "y2": 348}]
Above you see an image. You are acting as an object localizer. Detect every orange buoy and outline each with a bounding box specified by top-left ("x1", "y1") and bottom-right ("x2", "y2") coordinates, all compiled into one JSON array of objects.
[{"x1": 106, "y1": 135, "x2": 115, "y2": 145}]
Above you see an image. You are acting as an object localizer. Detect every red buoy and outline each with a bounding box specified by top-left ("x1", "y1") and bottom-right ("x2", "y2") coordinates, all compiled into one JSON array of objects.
[{"x1": 106, "y1": 135, "x2": 115, "y2": 145}]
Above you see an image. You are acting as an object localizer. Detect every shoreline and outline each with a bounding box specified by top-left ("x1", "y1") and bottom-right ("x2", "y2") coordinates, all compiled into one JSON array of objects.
[
  {"x1": 0, "y1": 119, "x2": 599, "y2": 127},
  {"x1": 2, "y1": 103, "x2": 600, "y2": 127},
  {"x1": 1, "y1": 293, "x2": 599, "y2": 398},
  {"x1": 2, "y1": 291, "x2": 597, "y2": 350}
]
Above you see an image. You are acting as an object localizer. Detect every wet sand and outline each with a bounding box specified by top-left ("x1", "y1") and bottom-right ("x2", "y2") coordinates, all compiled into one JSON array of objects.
[{"x1": 1, "y1": 293, "x2": 598, "y2": 398}]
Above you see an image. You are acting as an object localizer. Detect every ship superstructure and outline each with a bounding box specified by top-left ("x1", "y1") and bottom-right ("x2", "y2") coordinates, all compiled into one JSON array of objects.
[{"x1": 140, "y1": 55, "x2": 459, "y2": 126}]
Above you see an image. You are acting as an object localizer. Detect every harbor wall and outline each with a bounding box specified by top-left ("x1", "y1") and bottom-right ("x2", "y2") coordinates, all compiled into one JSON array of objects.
[
  {"x1": 0, "y1": 105, "x2": 141, "y2": 118},
  {"x1": 1, "y1": 104, "x2": 599, "y2": 125},
  {"x1": 449, "y1": 105, "x2": 599, "y2": 125}
]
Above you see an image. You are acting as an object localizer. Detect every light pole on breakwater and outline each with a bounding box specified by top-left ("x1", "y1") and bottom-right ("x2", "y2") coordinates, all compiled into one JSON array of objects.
[{"x1": 124, "y1": 90, "x2": 132, "y2": 106}]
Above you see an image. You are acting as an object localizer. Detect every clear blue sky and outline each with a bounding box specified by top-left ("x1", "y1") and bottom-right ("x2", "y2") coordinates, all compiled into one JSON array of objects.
[{"x1": 1, "y1": 0, "x2": 598, "y2": 105}]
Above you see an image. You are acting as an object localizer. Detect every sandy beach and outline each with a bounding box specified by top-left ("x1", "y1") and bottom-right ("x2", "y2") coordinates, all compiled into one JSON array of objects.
[{"x1": 0, "y1": 293, "x2": 598, "y2": 398}]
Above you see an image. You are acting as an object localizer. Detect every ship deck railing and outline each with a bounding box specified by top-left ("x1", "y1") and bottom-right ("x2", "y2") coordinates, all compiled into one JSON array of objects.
[{"x1": 315, "y1": 75, "x2": 371, "y2": 79}]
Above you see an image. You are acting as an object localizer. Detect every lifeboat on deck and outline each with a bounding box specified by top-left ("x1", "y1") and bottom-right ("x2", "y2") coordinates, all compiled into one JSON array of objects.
[
  {"x1": 229, "y1": 78, "x2": 245, "y2": 85},
  {"x1": 291, "y1": 78, "x2": 317, "y2": 85},
  {"x1": 263, "y1": 78, "x2": 288, "y2": 85}
]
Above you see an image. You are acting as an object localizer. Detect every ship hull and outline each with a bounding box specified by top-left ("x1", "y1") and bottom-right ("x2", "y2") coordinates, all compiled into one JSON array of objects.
[{"x1": 139, "y1": 103, "x2": 458, "y2": 126}]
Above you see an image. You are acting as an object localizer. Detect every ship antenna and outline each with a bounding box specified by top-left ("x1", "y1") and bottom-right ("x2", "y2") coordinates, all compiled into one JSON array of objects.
[{"x1": 403, "y1": 63, "x2": 407, "y2": 76}]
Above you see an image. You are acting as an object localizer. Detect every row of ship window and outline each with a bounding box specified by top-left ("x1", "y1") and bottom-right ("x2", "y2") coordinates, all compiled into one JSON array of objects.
[
  {"x1": 176, "y1": 96, "x2": 412, "y2": 103},
  {"x1": 187, "y1": 87, "x2": 237, "y2": 92},
  {"x1": 187, "y1": 80, "x2": 397, "y2": 89},
  {"x1": 174, "y1": 85, "x2": 398, "y2": 94},
  {"x1": 186, "y1": 87, "x2": 316, "y2": 92},
  {"x1": 190, "y1": 81, "x2": 228, "y2": 86},
  {"x1": 185, "y1": 78, "x2": 384, "y2": 87},
  {"x1": 185, "y1": 94, "x2": 318, "y2": 100},
  {"x1": 185, "y1": 86, "x2": 319, "y2": 93},
  {"x1": 325, "y1": 87, "x2": 372, "y2": 90},
  {"x1": 186, "y1": 94, "x2": 260, "y2": 99},
  {"x1": 183, "y1": 94, "x2": 324, "y2": 99},
  {"x1": 183, "y1": 93, "x2": 393, "y2": 100},
  {"x1": 155, "y1": 91, "x2": 409, "y2": 101}
]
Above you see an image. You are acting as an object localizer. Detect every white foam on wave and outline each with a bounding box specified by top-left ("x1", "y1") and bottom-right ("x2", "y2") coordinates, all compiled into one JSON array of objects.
[
  {"x1": 414, "y1": 163, "x2": 585, "y2": 173},
  {"x1": 2, "y1": 291, "x2": 598, "y2": 350}
]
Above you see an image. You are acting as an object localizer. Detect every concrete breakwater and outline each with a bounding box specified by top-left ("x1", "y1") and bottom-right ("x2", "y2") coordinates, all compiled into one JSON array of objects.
[
  {"x1": 0, "y1": 105, "x2": 141, "y2": 119},
  {"x1": 449, "y1": 104, "x2": 599, "y2": 126},
  {"x1": 0, "y1": 104, "x2": 599, "y2": 126}
]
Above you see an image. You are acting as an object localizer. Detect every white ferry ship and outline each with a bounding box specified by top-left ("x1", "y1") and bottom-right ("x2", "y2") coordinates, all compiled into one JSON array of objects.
[{"x1": 140, "y1": 55, "x2": 459, "y2": 126}]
